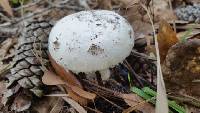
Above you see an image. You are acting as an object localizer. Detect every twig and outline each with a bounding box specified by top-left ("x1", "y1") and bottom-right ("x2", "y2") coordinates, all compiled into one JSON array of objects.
[
  {"x1": 0, "y1": 27, "x2": 18, "y2": 34},
  {"x1": 82, "y1": 79, "x2": 122, "y2": 98},
  {"x1": 97, "y1": 93, "x2": 123, "y2": 110},
  {"x1": 123, "y1": 60, "x2": 156, "y2": 90},
  {"x1": 0, "y1": 7, "x2": 52, "y2": 28},
  {"x1": 45, "y1": 0, "x2": 70, "y2": 7},
  {"x1": 131, "y1": 50, "x2": 156, "y2": 61},
  {"x1": 12, "y1": 0, "x2": 42, "y2": 11},
  {"x1": 168, "y1": 0, "x2": 176, "y2": 33},
  {"x1": 14, "y1": 7, "x2": 52, "y2": 24},
  {"x1": 78, "y1": 0, "x2": 90, "y2": 10},
  {"x1": 46, "y1": 0, "x2": 83, "y2": 11},
  {"x1": 0, "y1": 13, "x2": 12, "y2": 22},
  {"x1": 123, "y1": 97, "x2": 155, "y2": 113},
  {"x1": 0, "y1": 63, "x2": 12, "y2": 77},
  {"x1": 140, "y1": 3, "x2": 168, "y2": 113},
  {"x1": 123, "y1": 60, "x2": 144, "y2": 87},
  {"x1": 84, "y1": 106, "x2": 103, "y2": 113},
  {"x1": 168, "y1": 95, "x2": 200, "y2": 108},
  {"x1": 20, "y1": 0, "x2": 25, "y2": 39}
]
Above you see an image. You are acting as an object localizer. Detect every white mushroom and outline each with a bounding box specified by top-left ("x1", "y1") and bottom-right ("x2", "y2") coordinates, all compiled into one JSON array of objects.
[{"x1": 48, "y1": 10, "x2": 134, "y2": 80}]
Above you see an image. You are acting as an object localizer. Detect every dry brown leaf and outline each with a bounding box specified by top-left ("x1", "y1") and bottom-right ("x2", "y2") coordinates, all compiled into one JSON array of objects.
[
  {"x1": 49, "y1": 54, "x2": 82, "y2": 87},
  {"x1": 70, "y1": 85, "x2": 96, "y2": 100},
  {"x1": 125, "y1": 5, "x2": 143, "y2": 23},
  {"x1": 97, "y1": 0, "x2": 112, "y2": 10},
  {"x1": 157, "y1": 20, "x2": 179, "y2": 63},
  {"x1": 121, "y1": 94, "x2": 155, "y2": 113},
  {"x1": 62, "y1": 97, "x2": 87, "y2": 113},
  {"x1": 119, "y1": 0, "x2": 139, "y2": 7},
  {"x1": 32, "y1": 96, "x2": 62, "y2": 113},
  {"x1": 0, "y1": 0, "x2": 13, "y2": 16},
  {"x1": 132, "y1": 20, "x2": 153, "y2": 40},
  {"x1": 42, "y1": 70, "x2": 65, "y2": 85},
  {"x1": 42, "y1": 70, "x2": 96, "y2": 101},
  {"x1": 49, "y1": 55, "x2": 90, "y2": 105},
  {"x1": 11, "y1": 92, "x2": 32, "y2": 112},
  {"x1": 148, "y1": 0, "x2": 176, "y2": 22}
]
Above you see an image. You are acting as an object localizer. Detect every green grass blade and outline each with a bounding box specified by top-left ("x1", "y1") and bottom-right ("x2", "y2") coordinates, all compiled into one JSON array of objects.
[
  {"x1": 130, "y1": 87, "x2": 155, "y2": 104},
  {"x1": 142, "y1": 87, "x2": 186, "y2": 113}
]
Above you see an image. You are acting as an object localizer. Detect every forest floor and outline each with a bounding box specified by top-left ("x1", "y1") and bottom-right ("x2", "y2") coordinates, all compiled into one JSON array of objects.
[{"x1": 0, "y1": 0, "x2": 200, "y2": 113}]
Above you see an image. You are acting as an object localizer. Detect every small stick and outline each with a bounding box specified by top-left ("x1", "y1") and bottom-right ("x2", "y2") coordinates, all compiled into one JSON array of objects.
[
  {"x1": 123, "y1": 60, "x2": 144, "y2": 87},
  {"x1": 168, "y1": 0, "x2": 177, "y2": 33}
]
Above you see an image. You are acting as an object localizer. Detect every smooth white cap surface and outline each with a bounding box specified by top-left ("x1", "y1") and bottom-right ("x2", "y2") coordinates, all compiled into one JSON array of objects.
[{"x1": 48, "y1": 10, "x2": 134, "y2": 73}]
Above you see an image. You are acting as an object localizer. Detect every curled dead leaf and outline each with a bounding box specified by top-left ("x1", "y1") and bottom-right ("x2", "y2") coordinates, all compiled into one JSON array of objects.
[
  {"x1": 42, "y1": 70, "x2": 65, "y2": 85},
  {"x1": 157, "y1": 20, "x2": 179, "y2": 63},
  {"x1": 42, "y1": 70, "x2": 96, "y2": 101},
  {"x1": 32, "y1": 96, "x2": 63, "y2": 113},
  {"x1": 49, "y1": 54, "x2": 82, "y2": 87},
  {"x1": 70, "y1": 85, "x2": 96, "y2": 100},
  {"x1": 11, "y1": 91, "x2": 32, "y2": 112}
]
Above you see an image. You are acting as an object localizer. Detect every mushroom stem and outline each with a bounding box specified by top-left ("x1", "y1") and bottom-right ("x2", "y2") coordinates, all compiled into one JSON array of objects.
[{"x1": 99, "y1": 69, "x2": 111, "y2": 80}]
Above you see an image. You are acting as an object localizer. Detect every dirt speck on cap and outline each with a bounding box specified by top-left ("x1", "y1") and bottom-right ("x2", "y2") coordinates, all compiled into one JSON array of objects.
[
  {"x1": 87, "y1": 44, "x2": 104, "y2": 56},
  {"x1": 53, "y1": 37, "x2": 60, "y2": 50}
]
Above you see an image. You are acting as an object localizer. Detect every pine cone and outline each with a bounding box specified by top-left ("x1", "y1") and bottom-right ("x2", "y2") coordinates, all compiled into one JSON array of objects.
[
  {"x1": 6, "y1": 20, "x2": 52, "y2": 99},
  {"x1": 175, "y1": 4, "x2": 200, "y2": 23}
]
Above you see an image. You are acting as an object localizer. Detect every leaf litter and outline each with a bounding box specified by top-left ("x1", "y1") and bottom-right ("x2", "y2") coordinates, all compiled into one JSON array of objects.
[{"x1": 0, "y1": 0, "x2": 200, "y2": 113}]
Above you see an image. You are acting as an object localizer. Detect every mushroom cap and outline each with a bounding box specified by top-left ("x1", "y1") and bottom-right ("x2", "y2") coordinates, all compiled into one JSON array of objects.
[{"x1": 48, "y1": 10, "x2": 134, "y2": 73}]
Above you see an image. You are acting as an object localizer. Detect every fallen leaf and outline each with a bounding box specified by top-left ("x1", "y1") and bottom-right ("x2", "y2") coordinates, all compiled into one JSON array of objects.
[
  {"x1": 157, "y1": 20, "x2": 179, "y2": 63},
  {"x1": 48, "y1": 54, "x2": 90, "y2": 105},
  {"x1": 49, "y1": 54, "x2": 82, "y2": 87},
  {"x1": 0, "y1": 0, "x2": 13, "y2": 16},
  {"x1": 121, "y1": 94, "x2": 155, "y2": 113},
  {"x1": 32, "y1": 96, "x2": 63, "y2": 113},
  {"x1": 97, "y1": 0, "x2": 112, "y2": 10},
  {"x1": 42, "y1": 69, "x2": 96, "y2": 105},
  {"x1": 70, "y1": 85, "x2": 96, "y2": 100},
  {"x1": 62, "y1": 97, "x2": 87, "y2": 113},
  {"x1": 11, "y1": 91, "x2": 32, "y2": 112},
  {"x1": 42, "y1": 70, "x2": 65, "y2": 85},
  {"x1": 132, "y1": 20, "x2": 153, "y2": 40},
  {"x1": 119, "y1": 0, "x2": 140, "y2": 7},
  {"x1": 148, "y1": 0, "x2": 177, "y2": 22}
]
